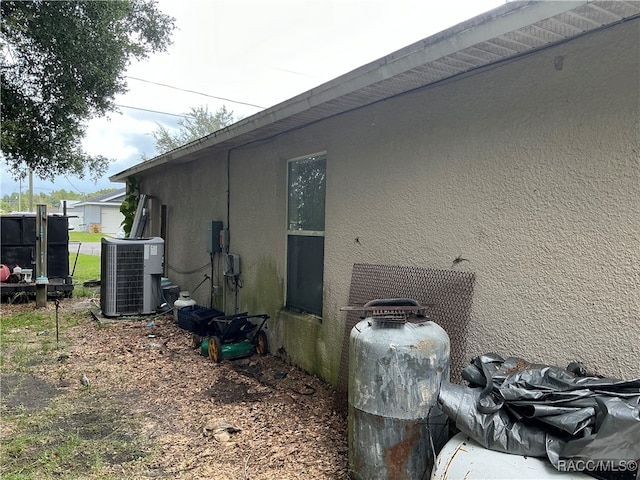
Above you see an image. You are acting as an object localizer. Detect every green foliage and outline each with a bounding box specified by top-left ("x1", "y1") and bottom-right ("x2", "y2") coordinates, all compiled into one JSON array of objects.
[
  {"x1": 147, "y1": 105, "x2": 236, "y2": 156},
  {"x1": 0, "y1": 0, "x2": 175, "y2": 183},
  {"x1": 119, "y1": 176, "x2": 139, "y2": 237},
  {"x1": 1, "y1": 188, "x2": 119, "y2": 213}
]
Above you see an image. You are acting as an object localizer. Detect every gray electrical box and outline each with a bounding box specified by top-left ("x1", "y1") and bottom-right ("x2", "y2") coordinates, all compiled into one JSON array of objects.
[
  {"x1": 224, "y1": 254, "x2": 240, "y2": 277},
  {"x1": 206, "y1": 221, "x2": 223, "y2": 253}
]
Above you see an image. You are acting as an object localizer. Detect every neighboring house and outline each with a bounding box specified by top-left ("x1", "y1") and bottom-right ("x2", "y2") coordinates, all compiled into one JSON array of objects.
[
  {"x1": 72, "y1": 189, "x2": 126, "y2": 234},
  {"x1": 58, "y1": 200, "x2": 82, "y2": 231},
  {"x1": 111, "y1": 2, "x2": 640, "y2": 385}
]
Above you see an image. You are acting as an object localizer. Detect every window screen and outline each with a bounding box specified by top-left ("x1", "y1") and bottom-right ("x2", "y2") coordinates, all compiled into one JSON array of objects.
[{"x1": 286, "y1": 154, "x2": 326, "y2": 316}]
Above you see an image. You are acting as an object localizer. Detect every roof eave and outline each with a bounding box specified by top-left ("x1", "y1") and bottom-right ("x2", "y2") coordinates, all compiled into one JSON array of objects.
[{"x1": 110, "y1": 0, "x2": 593, "y2": 183}]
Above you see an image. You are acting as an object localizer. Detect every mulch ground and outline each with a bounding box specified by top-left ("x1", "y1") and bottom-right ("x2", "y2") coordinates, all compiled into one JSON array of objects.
[{"x1": 1, "y1": 297, "x2": 349, "y2": 479}]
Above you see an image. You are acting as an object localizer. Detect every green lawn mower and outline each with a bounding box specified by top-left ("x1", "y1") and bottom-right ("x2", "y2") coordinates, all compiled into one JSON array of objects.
[{"x1": 196, "y1": 313, "x2": 269, "y2": 363}]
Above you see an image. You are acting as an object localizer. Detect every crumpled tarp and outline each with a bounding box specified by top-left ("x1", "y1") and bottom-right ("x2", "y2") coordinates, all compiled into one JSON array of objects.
[{"x1": 438, "y1": 353, "x2": 640, "y2": 471}]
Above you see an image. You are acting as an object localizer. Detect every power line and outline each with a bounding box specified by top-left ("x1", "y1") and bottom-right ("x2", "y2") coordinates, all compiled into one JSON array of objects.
[
  {"x1": 270, "y1": 66, "x2": 316, "y2": 78},
  {"x1": 115, "y1": 104, "x2": 188, "y2": 118},
  {"x1": 126, "y1": 76, "x2": 265, "y2": 109},
  {"x1": 64, "y1": 176, "x2": 85, "y2": 195}
]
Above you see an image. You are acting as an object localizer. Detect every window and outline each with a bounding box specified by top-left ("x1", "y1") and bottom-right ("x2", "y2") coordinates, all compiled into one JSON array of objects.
[{"x1": 286, "y1": 154, "x2": 326, "y2": 316}]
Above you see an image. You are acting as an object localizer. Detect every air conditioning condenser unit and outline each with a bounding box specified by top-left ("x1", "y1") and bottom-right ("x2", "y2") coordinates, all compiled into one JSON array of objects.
[{"x1": 100, "y1": 237, "x2": 164, "y2": 317}]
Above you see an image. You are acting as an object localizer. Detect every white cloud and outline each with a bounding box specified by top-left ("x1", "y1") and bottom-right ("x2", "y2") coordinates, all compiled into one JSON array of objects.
[
  {"x1": 83, "y1": 116, "x2": 150, "y2": 160},
  {"x1": 4, "y1": 0, "x2": 506, "y2": 196}
]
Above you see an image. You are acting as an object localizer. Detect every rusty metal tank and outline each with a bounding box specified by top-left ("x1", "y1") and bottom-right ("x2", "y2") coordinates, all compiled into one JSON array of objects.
[{"x1": 347, "y1": 298, "x2": 450, "y2": 480}]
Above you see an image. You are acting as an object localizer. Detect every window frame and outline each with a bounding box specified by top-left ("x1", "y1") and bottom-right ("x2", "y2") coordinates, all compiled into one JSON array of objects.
[{"x1": 285, "y1": 152, "x2": 327, "y2": 316}]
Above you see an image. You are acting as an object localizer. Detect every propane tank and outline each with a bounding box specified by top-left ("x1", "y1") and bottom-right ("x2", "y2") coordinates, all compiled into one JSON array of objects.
[
  {"x1": 173, "y1": 291, "x2": 196, "y2": 322},
  {"x1": 431, "y1": 433, "x2": 592, "y2": 480},
  {"x1": 348, "y1": 298, "x2": 450, "y2": 480}
]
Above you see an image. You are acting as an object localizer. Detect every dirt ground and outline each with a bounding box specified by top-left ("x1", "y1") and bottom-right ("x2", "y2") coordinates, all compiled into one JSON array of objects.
[{"x1": 0, "y1": 297, "x2": 349, "y2": 479}]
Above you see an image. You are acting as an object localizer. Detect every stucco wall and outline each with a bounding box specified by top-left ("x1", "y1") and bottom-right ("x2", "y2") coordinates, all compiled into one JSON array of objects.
[
  {"x1": 322, "y1": 20, "x2": 639, "y2": 380},
  {"x1": 143, "y1": 155, "x2": 229, "y2": 302},
  {"x1": 141, "y1": 19, "x2": 639, "y2": 383}
]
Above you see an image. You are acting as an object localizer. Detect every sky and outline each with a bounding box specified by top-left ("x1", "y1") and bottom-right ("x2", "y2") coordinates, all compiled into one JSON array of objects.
[{"x1": 0, "y1": 0, "x2": 506, "y2": 199}]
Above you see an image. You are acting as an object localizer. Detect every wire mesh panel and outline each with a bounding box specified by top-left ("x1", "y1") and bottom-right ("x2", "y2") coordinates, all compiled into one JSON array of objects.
[{"x1": 337, "y1": 263, "x2": 475, "y2": 396}]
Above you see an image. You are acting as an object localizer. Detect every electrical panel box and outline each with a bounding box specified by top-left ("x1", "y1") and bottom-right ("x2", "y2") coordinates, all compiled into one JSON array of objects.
[
  {"x1": 206, "y1": 221, "x2": 223, "y2": 253},
  {"x1": 224, "y1": 254, "x2": 240, "y2": 277},
  {"x1": 219, "y1": 229, "x2": 229, "y2": 251}
]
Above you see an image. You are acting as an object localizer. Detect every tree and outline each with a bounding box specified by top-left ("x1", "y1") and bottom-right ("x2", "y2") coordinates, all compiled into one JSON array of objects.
[
  {"x1": 1, "y1": 0, "x2": 175, "y2": 183},
  {"x1": 120, "y1": 176, "x2": 139, "y2": 238},
  {"x1": 0, "y1": 187, "x2": 120, "y2": 213},
  {"x1": 149, "y1": 105, "x2": 236, "y2": 155}
]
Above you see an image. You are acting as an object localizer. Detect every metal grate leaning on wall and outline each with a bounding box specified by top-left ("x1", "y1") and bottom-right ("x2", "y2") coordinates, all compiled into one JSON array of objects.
[{"x1": 337, "y1": 263, "x2": 476, "y2": 396}]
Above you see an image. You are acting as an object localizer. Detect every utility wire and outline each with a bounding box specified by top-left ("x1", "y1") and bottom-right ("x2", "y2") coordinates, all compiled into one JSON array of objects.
[
  {"x1": 64, "y1": 175, "x2": 85, "y2": 195},
  {"x1": 115, "y1": 104, "x2": 189, "y2": 118},
  {"x1": 270, "y1": 66, "x2": 316, "y2": 78},
  {"x1": 126, "y1": 76, "x2": 265, "y2": 109}
]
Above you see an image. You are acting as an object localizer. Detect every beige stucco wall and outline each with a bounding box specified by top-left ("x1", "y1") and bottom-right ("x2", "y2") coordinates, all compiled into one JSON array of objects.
[{"x1": 140, "y1": 19, "x2": 639, "y2": 383}]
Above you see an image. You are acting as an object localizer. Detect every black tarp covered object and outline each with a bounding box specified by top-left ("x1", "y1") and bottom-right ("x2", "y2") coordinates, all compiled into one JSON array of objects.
[{"x1": 438, "y1": 354, "x2": 640, "y2": 474}]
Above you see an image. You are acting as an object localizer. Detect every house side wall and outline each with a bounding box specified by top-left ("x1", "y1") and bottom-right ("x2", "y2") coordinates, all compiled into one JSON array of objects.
[
  {"x1": 142, "y1": 155, "x2": 230, "y2": 300},
  {"x1": 61, "y1": 201, "x2": 83, "y2": 232},
  {"x1": 82, "y1": 205, "x2": 102, "y2": 232},
  {"x1": 141, "y1": 19, "x2": 639, "y2": 382},
  {"x1": 100, "y1": 205, "x2": 124, "y2": 234},
  {"x1": 321, "y1": 20, "x2": 639, "y2": 380}
]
